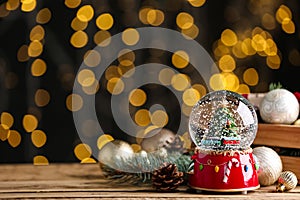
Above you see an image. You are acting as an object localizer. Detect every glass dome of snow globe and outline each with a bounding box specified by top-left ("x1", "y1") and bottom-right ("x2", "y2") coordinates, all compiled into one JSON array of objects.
[{"x1": 189, "y1": 90, "x2": 258, "y2": 151}]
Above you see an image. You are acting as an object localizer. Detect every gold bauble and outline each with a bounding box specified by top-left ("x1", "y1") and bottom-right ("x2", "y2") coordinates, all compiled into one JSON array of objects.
[
  {"x1": 98, "y1": 140, "x2": 134, "y2": 169},
  {"x1": 276, "y1": 171, "x2": 298, "y2": 192},
  {"x1": 253, "y1": 146, "x2": 283, "y2": 186},
  {"x1": 141, "y1": 128, "x2": 175, "y2": 152}
]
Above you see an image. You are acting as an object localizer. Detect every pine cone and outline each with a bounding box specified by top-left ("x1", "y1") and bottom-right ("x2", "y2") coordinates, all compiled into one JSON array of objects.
[
  {"x1": 163, "y1": 135, "x2": 185, "y2": 153},
  {"x1": 152, "y1": 163, "x2": 184, "y2": 191}
]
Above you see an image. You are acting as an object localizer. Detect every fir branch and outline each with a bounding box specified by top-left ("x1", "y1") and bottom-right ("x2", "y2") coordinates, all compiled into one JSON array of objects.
[{"x1": 269, "y1": 82, "x2": 283, "y2": 91}]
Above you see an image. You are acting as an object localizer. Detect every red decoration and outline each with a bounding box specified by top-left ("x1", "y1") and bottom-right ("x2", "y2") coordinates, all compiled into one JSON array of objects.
[{"x1": 189, "y1": 151, "x2": 259, "y2": 191}]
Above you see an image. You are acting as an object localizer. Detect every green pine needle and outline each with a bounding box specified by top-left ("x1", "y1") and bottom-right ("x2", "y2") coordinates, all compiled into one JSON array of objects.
[{"x1": 269, "y1": 82, "x2": 283, "y2": 91}]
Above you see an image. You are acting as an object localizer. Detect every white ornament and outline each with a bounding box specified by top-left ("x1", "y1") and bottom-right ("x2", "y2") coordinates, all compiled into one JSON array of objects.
[
  {"x1": 260, "y1": 89, "x2": 299, "y2": 124},
  {"x1": 253, "y1": 146, "x2": 283, "y2": 186}
]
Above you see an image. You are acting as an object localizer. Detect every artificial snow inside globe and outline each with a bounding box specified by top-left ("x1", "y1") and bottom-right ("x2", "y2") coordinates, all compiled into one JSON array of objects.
[{"x1": 188, "y1": 90, "x2": 260, "y2": 193}]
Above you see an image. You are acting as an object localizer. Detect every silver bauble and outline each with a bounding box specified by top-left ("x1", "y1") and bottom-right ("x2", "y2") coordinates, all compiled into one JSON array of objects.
[
  {"x1": 260, "y1": 89, "x2": 299, "y2": 124},
  {"x1": 98, "y1": 140, "x2": 134, "y2": 169},
  {"x1": 253, "y1": 146, "x2": 283, "y2": 186},
  {"x1": 141, "y1": 128, "x2": 175, "y2": 152},
  {"x1": 276, "y1": 171, "x2": 298, "y2": 192}
]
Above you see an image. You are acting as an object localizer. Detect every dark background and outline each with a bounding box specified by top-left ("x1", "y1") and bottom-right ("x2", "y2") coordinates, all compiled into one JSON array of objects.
[{"x1": 0, "y1": 0, "x2": 299, "y2": 163}]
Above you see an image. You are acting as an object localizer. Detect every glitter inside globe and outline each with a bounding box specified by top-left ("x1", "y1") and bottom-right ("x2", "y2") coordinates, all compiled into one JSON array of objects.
[{"x1": 189, "y1": 90, "x2": 258, "y2": 150}]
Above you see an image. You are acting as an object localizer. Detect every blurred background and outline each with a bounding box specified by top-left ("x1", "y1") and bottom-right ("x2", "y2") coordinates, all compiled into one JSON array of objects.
[{"x1": 0, "y1": 0, "x2": 299, "y2": 163}]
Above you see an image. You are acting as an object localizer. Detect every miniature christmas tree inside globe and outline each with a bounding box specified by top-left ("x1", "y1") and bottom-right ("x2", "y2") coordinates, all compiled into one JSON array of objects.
[{"x1": 189, "y1": 90, "x2": 258, "y2": 151}]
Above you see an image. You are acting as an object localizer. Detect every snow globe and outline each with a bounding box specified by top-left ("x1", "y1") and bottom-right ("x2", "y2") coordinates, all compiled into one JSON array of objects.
[{"x1": 188, "y1": 90, "x2": 260, "y2": 193}]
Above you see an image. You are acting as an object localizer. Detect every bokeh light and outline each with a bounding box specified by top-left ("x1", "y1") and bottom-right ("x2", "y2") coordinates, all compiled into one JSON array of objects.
[
  {"x1": 107, "y1": 78, "x2": 125, "y2": 95},
  {"x1": 221, "y1": 29, "x2": 237, "y2": 46},
  {"x1": 243, "y1": 68, "x2": 259, "y2": 86},
  {"x1": 71, "y1": 17, "x2": 88, "y2": 31},
  {"x1": 77, "y1": 5, "x2": 94, "y2": 22},
  {"x1": 31, "y1": 59, "x2": 47, "y2": 77},
  {"x1": 1, "y1": 112, "x2": 14, "y2": 129},
  {"x1": 66, "y1": 94, "x2": 83, "y2": 112},
  {"x1": 23, "y1": 114, "x2": 38, "y2": 133},
  {"x1": 70, "y1": 30, "x2": 88, "y2": 48},
  {"x1": 134, "y1": 109, "x2": 151, "y2": 126},
  {"x1": 171, "y1": 73, "x2": 190, "y2": 91},
  {"x1": 30, "y1": 25, "x2": 45, "y2": 41},
  {"x1": 33, "y1": 155, "x2": 49, "y2": 165},
  {"x1": 96, "y1": 13, "x2": 114, "y2": 30},
  {"x1": 188, "y1": 0, "x2": 206, "y2": 7},
  {"x1": 31, "y1": 130, "x2": 47, "y2": 148},
  {"x1": 151, "y1": 110, "x2": 168, "y2": 127},
  {"x1": 176, "y1": 12, "x2": 194, "y2": 29},
  {"x1": 159, "y1": 68, "x2": 175, "y2": 86},
  {"x1": 35, "y1": 89, "x2": 50, "y2": 107},
  {"x1": 122, "y1": 28, "x2": 140, "y2": 46},
  {"x1": 97, "y1": 134, "x2": 114, "y2": 150},
  {"x1": 129, "y1": 89, "x2": 147, "y2": 107},
  {"x1": 172, "y1": 50, "x2": 189, "y2": 69},
  {"x1": 7, "y1": 130, "x2": 21, "y2": 148},
  {"x1": 74, "y1": 143, "x2": 92, "y2": 161},
  {"x1": 94, "y1": 30, "x2": 111, "y2": 46},
  {"x1": 182, "y1": 88, "x2": 200, "y2": 106},
  {"x1": 65, "y1": 0, "x2": 81, "y2": 9},
  {"x1": 36, "y1": 8, "x2": 51, "y2": 24}
]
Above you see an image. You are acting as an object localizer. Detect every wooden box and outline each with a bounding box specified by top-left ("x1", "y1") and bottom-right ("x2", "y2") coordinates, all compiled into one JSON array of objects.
[{"x1": 253, "y1": 123, "x2": 300, "y2": 182}]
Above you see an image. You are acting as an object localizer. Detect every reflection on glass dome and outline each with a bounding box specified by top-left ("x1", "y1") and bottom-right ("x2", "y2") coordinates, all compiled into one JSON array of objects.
[{"x1": 189, "y1": 90, "x2": 258, "y2": 150}]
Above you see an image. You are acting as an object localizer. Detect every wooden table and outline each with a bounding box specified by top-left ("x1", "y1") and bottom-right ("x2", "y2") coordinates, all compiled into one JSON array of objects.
[{"x1": 0, "y1": 163, "x2": 299, "y2": 199}]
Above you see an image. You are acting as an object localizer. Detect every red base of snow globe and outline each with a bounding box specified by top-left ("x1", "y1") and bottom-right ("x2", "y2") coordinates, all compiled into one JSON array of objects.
[{"x1": 189, "y1": 148, "x2": 260, "y2": 193}]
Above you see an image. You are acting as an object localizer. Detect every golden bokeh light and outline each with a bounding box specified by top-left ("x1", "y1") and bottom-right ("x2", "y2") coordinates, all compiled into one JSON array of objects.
[
  {"x1": 66, "y1": 93, "x2": 83, "y2": 112},
  {"x1": 71, "y1": 17, "x2": 88, "y2": 31},
  {"x1": 182, "y1": 103, "x2": 193, "y2": 116},
  {"x1": 243, "y1": 68, "x2": 259, "y2": 86},
  {"x1": 23, "y1": 114, "x2": 38, "y2": 133},
  {"x1": 30, "y1": 25, "x2": 45, "y2": 41},
  {"x1": 144, "y1": 125, "x2": 159, "y2": 136},
  {"x1": 36, "y1": 8, "x2": 51, "y2": 24},
  {"x1": 289, "y1": 49, "x2": 300, "y2": 66},
  {"x1": 221, "y1": 29, "x2": 237, "y2": 46},
  {"x1": 17, "y1": 45, "x2": 30, "y2": 62},
  {"x1": 171, "y1": 73, "x2": 190, "y2": 91},
  {"x1": 209, "y1": 73, "x2": 225, "y2": 91},
  {"x1": 31, "y1": 58, "x2": 47, "y2": 77},
  {"x1": 28, "y1": 40, "x2": 43, "y2": 57},
  {"x1": 118, "y1": 49, "x2": 135, "y2": 66},
  {"x1": 182, "y1": 88, "x2": 200, "y2": 106},
  {"x1": 262, "y1": 13, "x2": 276, "y2": 30},
  {"x1": 147, "y1": 9, "x2": 164, "y2": 26},
  {"x1": 84, "y1": 50, "x2": 101, "y2": 67},
  {"x1": 222, "y1": 72, "x2": 239, "y2": 91},
  {"x1": 264, "y1": 39, "x2": 277, "y2": 56},
  {"x1": 131, "y1": 144, "x2": 141, "y2": 153},
  {"x1": 6, "y1": 0, "x2": 20, "y2": 11},
  {"x1": 252, "y1": 34, "x2": 267, "y2": 52},
  {"x1": 241, "y1": 38, "x2": 256, "y2": 56},
  {"x1": 219, "y1": 55, "x2": 236, "y2": 72},
  {"x1": 70, "y1": 30, "x2": 88, "y2": 48},
  {"x1": 77, "y1": 5, "x2": 94, "y2": 22},
  {"x1": 134, "y1": 109, "x2": 151, "y2": 126},
  {"x1": 0, "y1": 3, "x2": 10, "y2": 18},
  {"x1": 237, "y1": 84, "x2": 250, "y2": 94},
  {"x1": 96, "y1": 13, "x2": 114, "y2": 30},
  {"x1": 21, "y1": 0, "x2": 36, "y2": 12},
  {"x1": 81, "y1": 157, "x2": 96, "y2": 163},
  {"x1": 31, "y1": 130, "x2": 47, "y2": 148},
  {"x1": 281, "y1": 18, "x2": 295, "y2": 34},
  {"x1": 74, "y1": 143, "x2": 92, "y2": 161},
  {"x1": 276, "y1": 5, "x2": 292, "y2": 24},
  {"x1": 266, "y1": 55, "x2": 281, "y2": 69},
  {"x1": 82, "y1": 80, "x2": 100, "y2": 95},
  {"x1": 188, "y1": 0, "x2": 206, "y2": 7},
  {"x1": 139, "y1": 7, "x2": 151, "y2": 24},
  {"x1": 65, "y1": 0, "x2": 81, "y2": 9},
  {"x1": 94, "y1": 30, "x2": 111, "y2": 46},
  {"x1": 1, "y1": 112, "x2": 14, "y2": 129},
  {"x1": 129, "y1": 89, "x2": 147, "y2": 107},
  {"x1": 176, "y1": 12, "x2": 194, "y2": 29},
  {"x1": 105, "y1": 65, "x2": 121, "y2": 80},
  {"x1": 181, "y1": 24, "x2": 199, "y2": 40},
  {"x1": 97, "y1": 134, "x2": 114, "y2": 150},
  {"x1": 107, "y1": 78, "x2": 125, "y2": 95},
  {"x1": 192, "y1": 84, "x2": 206, "y2": 97},
  {"x1": 232, "y1": 41, "x2": 247, "y2": 59},
  {"x1": 172, "y1": 50, "x2": 189, "y2": 69},
  {"x1": 122, "y1": 28, "x2": 140, "y2": 46},
  {"x1": 7, "y1": 130, "x2": 21, "y2": 148},
  {"x1": 33, "y1": 155, "x2": 49, "y2": 165},
  {"x1": 77, "y1": 69, "x2": 95, "y2": 87},
  {"x1": 151, "y1": 110, "x2": 168, "y2": 127},
  {"x1": 0, "y1": 124, "x2": 9, "y2": 141},
  {"x1": 35, "y1": 89, "x2": 50, "y2": 107},
  {"x1": 158, "y1": 68, "x2": 175, "y2": 86}
]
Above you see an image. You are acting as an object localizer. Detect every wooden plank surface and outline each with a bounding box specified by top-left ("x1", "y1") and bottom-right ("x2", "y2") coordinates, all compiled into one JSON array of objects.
[
  {"x1": 254, "y1": 124, "x2": 300, "y2": 149},
  {"x1": 0, "y1": 163, "x2": 299, "y2": 199}
]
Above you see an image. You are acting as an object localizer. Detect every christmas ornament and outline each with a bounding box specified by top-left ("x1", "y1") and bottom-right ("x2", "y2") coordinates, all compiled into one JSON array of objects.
[
  {"x1": 188, "y1": 90, "x2": 259, "y2": 193},
  {"x1": 260, "y1": 89, "x2": 299, "y2": 124},
  {"x1": 164, "y1": 135, "x2": 185, "y2": 153},
  {"x1": 253, "y1": 146, "x2": 282, "y2": 186},
  {"x1": 152, "y1": 163, "x2": 184, "y2": 191},
  {"x1": 276, "y1": 171, "x2": 298, "y2": 192},
  {"x1": 98, "y1": 140, "x2": 134, "y2": 169},
  {"x1": 141, "y1": 128, "x2": 175, "y2": 152}
]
